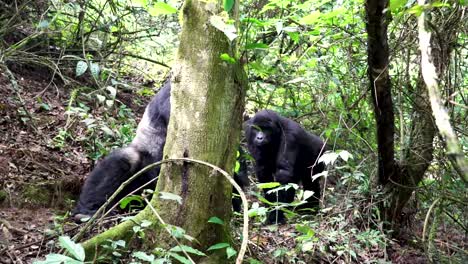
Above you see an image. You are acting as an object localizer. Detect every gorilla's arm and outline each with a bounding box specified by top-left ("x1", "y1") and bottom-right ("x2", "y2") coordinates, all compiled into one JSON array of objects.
[
  {"x1": 274, "y1": 120, "x2": 301, "y2": 184},
  {"x1": 72, "y1": 147, "x2": 141, "y2": 218}
]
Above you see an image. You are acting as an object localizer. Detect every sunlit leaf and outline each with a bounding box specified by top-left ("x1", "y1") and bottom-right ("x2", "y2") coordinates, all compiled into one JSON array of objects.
[
  {"x1": 148, "y1": 2, "x2": 178, "y2": 16},
  {"x1": 226, "y1": 247, "x2": 237, "y2": 259},
  {"x1": 106, "y1": 86, "x2": 117, "y2": 98},
  {"x1": 168, "y1": 252, "x2": 191, "y2": 264},
  {"x1": 257, "y1": 182, "x2": 280, "y2": 189},
  {"x1": 302, "y1": 190, "x2": 315, "y2": 201},
  {"x1": 209, "y1": 15, "x2": 237, "y2": 41},
  {"x1": 58, "y1": 236, "x2": 85, "y2": 261},
  {"x1": 220, "y1": 53, "x2": 236, "y2": 64},
  {"x1": 299, "y1": 11, "x2": 321, "y2": 25},
  {"x1": 159, "y1": 192, "x2": 183, "y2": 204},
  {"x1": 338, "y1": 150, "x2": 353, "y2": 162},
  {"x1": 140, "y1": 220, "x2": 152, "y2": 228},
  {"x1": 133, "y1": 251, "x2": 154, "y2": 261},
  {"x1": 208, "y1": 217, "x2": 224, "y2": 225},
  {"x1": 170, "y1": 245, "x2": 206, "y2": 256},
  {"x1": 390, "y1": 0, "x2": 408, "y2": 11},
  {"x1": 312, "y1": 171, "x2": 328, "y2": 182},
  {"x1": 207, "y1": 242, "x2": 230, "y2": 251}
]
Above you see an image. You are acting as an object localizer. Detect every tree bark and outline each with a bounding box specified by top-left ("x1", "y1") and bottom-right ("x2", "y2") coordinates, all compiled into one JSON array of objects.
[
  {"x1": 365, "y1": 0, "x2": 464, "y2": 227},
  {"x1": 153, "y1": 0, "x2": 246, "y2": 260},
  {"x1": 81, "y1": 1, "x2": 247, "y2": 262},
  {"x1": 365, "y1": 0, "x2": 397, "y2": 187}
]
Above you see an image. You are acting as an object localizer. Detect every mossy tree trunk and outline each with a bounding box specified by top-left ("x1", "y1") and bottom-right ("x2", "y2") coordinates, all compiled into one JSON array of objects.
[
  {"x1": 152, "y1": 0, "x2": 246, "y2": 260},
  {"x1": 82, "y1": 0, "x2": 246, "y2": 261}
]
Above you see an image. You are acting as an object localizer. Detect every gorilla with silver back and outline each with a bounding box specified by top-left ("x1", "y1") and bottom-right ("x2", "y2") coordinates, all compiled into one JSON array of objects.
[{"x1": 72, "y1": 80, "x2": 248, "y2": 221}]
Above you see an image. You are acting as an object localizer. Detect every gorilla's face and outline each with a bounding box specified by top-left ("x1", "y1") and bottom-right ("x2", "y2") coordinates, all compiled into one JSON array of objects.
[{"x1": 247, "y1": 111, "x2": 281, "y2": 148}]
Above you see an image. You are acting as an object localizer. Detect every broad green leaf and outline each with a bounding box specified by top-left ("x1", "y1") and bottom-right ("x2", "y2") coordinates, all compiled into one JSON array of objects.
[
  {"x1": 170, "y1": 245, "x2": 206, "y2": 256},
  {"x1": 432, "y1": 1, "x2": 450, "y2": 7},
  {"x1": 159, "y1": 192, "x2": 183, "y2": 204},
  {"x1": 207, "y1": 242, "x2": 230, "y2": 251},
  {"x1": 148, "y1": 2, "x2": 177, "y2": 16},
  {"x1": 131, "y1": 0, "x2": 148, "y2": 7},
  {"x1": 58, "y1": 236, "x2": 85, "y2": 261},
  {"x1": 248, "y1": 205, "x2": 268, "y2": 217},
  {"x1": 220, "y1": 53, "x2": 236, "y2": 64},
  {"x1": 407, "y1": 5, "x2": 423, "y2": 16},
  {"x1": 168, "y1": 252, "x2": 191, "y2": 264},
  {"x1": 288, "y1": 32, "x2": 299, "y2": 43},
  {"x1": 168, "y1": 225, "x2": 186, "y2": 239},
  {"x1": 257, "y1": 182, "x2": 280, "y2": 189},
  {"x1": 234, "y1": 161, "x2": 240, "y2": 173},
  {"x1": 75, "y1": 61, "x2": 88, "y2": 77},
  {"x1": 119, "y1": 195, "x2": 143, "y2": 209},
  {"x1": 226, "y1": 247, "x2": 237, "y2": 259},
  {"x1": 33, "y1": 253, "x2": 82, "y2": 264},
  {"x1": 140, "y1": 220, "x2": 152, "y2": 228},
  {"x1": 133, "y1": 251, "x2": 155, "y2": 262},
  {"x1": 224, "y1": 0, "x2": 234, "y2": 12},
  {"x1": 245, "y1": 43, "x2": 269, "y2": 50},
  {"x1": 390, "y1": 0, "x2": 407, "y2": 11},
  {"x1": 299, "y1": 11, "x2": 321, "y2": 25},
  {"x1": 114, "y1": 240, "x2": 126, "y2": 248},
  {"x1": 208, "y1": 216, "x2": 224, "y2": 225}
]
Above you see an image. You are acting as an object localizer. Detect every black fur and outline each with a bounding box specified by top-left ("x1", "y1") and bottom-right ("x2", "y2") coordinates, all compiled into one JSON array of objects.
[{"x1": 245, "y1": 110, "x2": 325, "y2": 224}]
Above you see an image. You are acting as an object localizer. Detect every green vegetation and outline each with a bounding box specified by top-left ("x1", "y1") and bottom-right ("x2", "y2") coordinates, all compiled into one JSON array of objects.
[{"x1": 0, "y1": 0, "x2": 466, "y2": 263}]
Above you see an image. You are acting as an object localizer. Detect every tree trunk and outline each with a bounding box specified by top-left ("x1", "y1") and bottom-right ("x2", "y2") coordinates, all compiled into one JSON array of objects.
[
  {"x1": 152, "y1": 0, "x2": 246, "y2": 260},
  {"x1": 81, "y1": 1, "x2": 247, "y2": 261},
  {"x1": 365, "y1": 0, "x2": 397, "y2": 187},
  {"x1": 365, "y1": 0, "x2": 464, "y2": 228}
]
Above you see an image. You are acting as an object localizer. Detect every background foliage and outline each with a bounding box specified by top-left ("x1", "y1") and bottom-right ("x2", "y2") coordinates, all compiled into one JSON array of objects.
[{"x1": 0, "y1": 0, "x2": 466, "y2": 263}]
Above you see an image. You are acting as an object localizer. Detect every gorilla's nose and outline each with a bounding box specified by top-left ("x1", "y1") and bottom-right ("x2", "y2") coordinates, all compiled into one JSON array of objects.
[{"x1": 256, "y1": 134, "x2": 264, "y2": 141}]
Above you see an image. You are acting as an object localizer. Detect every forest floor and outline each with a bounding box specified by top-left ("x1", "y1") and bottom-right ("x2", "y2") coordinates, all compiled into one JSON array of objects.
[{"x1": 0, "y1": 68, "x2": 446, "y2": 263}]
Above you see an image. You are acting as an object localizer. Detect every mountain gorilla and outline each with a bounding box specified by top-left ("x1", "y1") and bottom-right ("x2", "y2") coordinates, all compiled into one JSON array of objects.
[
  {"x1": 245, "y1": 110, "x2": 325, "y2": 224},
  {"x1": 72, "y1": 79, "x2": 247, "y2": 221}
]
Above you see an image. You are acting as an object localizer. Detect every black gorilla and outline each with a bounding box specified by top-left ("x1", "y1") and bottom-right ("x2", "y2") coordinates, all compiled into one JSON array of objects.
[
  {"x1": 245, "y1": 110, "x2": 325, "y2": 224},
  {"x1": 72, "y1": 80, "x2": 247, "y2": 221}
]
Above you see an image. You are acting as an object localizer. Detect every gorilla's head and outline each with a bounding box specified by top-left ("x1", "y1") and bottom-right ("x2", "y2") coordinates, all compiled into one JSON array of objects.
[{"x1": 246, "y1": 110, "x2": 282, "y2": 148}]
